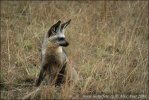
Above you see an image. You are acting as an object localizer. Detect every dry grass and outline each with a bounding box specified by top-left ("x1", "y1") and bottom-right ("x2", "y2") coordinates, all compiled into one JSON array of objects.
[{"x1": 0, "y1": 1, "x2": 148, "y2": 99}]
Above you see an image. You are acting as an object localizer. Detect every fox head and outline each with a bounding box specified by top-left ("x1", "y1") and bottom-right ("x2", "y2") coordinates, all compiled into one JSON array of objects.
[{"x1": 47, "y1": 19, "x2": 71, "y2": 47}]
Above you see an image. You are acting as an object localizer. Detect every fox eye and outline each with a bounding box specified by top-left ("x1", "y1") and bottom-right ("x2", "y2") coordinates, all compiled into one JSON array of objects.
[{"x1": 58, "y1": 37, "x2": 65, "y2": 41}]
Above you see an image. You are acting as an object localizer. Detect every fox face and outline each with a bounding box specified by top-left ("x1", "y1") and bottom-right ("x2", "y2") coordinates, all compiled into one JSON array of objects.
[{"x1": 47, "y1": 20, "x2": 71, "y2": 47}]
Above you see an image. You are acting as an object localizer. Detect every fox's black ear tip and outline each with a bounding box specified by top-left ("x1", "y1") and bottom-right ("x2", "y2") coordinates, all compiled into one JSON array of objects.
[
  {"x1": 57, "y1": 20, "x2": 61, "y2": 23},
  {"x1": 68, "y1": 19, "x2": 71, "y2": 23}
]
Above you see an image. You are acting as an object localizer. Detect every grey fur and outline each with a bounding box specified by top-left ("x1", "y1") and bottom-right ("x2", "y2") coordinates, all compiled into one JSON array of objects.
[{"x1": 36, "y1": 20, "x2": 71, "y2": 87}]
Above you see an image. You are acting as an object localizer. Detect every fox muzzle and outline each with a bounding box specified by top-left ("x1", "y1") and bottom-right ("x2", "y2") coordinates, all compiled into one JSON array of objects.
[{"x1": 59, "y1": 41, "x2": 69, "y2": 47}]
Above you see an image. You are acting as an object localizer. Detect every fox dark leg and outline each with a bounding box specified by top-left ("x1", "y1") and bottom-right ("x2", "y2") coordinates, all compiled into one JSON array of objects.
[
  {"x1": 55, "y1": 63, "x2": 66, "y2": 86},
  {"x1": 35, "y1": 64, "x2": 48, "y2": 87}
]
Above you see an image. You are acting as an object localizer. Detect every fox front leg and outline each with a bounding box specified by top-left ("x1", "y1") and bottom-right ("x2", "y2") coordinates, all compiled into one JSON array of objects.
[
  {"x1": 35, "y1": 64, "x2": 48, "y2": 87},
  {"x1": 55, "y1": 63, "x2": 66, "y2": 86}
]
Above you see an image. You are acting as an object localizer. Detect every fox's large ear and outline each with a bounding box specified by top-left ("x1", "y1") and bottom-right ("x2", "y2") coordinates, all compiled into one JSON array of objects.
[
  {"x1": 51, "y1": 20, "x2": 61, "y2": 33},
  {"x1": 47, "y1": 20, "x2": 61, "y2": 37},
  {"x1": 61, "y1": 19, "x2": 71, "y2": 30}
]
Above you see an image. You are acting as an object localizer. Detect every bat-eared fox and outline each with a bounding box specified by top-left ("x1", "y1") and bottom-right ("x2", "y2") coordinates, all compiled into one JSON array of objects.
[{"x1": 36, "y1": 19, "x2": 78, "y2": 87}]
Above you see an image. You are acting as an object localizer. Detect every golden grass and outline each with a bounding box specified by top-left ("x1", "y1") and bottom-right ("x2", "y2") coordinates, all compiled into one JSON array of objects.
[{"x1": 0, "y1": 1, "x2": 148, "y2": 99}]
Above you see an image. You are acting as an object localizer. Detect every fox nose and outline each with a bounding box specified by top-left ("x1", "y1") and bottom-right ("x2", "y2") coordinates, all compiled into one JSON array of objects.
[
  {"x1": 59, "y1": 41, "x2": 69, "y2": 47},
  {"x1": 64, "y1": 41, "x2": 69, "y2": 46}
]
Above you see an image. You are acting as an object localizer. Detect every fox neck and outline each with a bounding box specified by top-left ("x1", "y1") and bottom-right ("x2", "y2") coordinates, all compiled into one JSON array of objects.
[
  {"x1": 56, "y1": 46, "x2": 63, "y2": 53},
  {"x1": 46, "y1": 45, "x2": 63, "y2": 54}
]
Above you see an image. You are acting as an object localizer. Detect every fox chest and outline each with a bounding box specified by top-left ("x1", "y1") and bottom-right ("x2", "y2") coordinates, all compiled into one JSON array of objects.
[
  {"x1": 42, "y1": 48, "x2": 67, "y2": 66},
  {"x1": 44, "y1": 52, "x2": 67, "y2": 77},
  {"x1": 47, "y1": 53, "x2": 66, "y2": 66}
]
